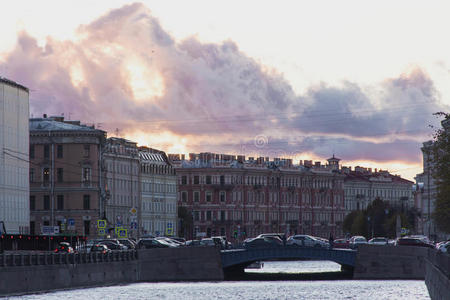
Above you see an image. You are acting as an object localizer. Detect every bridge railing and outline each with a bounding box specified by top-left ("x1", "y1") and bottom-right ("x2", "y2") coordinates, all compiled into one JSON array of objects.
[{"x1": 0, "y1": 250, "x2": 138, "y2": 267}]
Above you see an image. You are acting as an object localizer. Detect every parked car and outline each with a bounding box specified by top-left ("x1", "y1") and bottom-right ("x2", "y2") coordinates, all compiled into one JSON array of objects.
[
  {"x1": 118, "y1": 239, "x2": 136, "y2": 249},
  {"x1": 155, "y1": 237, "x2": 180, "y2": 247},
  {"x1": 333, "y1": 238, "x2": 350, "y2": 249},
  {"x1": 90, "y1": 244, "x2": 111, "y2": 254},
  {"x1": 99, "y1": 239, "x2": 128, "y2": 250},
  {"x1": 243, "y1": 237, "x2": 283, "y2": 249},
  {"x1": 185, "y1": 240, "x2": 202, "y2": 246},
  {"x1": 395, "y1": 237, "x2": 434, "y2": 248},
  {"x1": 200, "y1": 238, "x2": 216, "y2": 247},
  {"x1": 349, "y1": 236, "x2": 368, "y2": 249},
  {"x1": 137, "y1": 238, "x2": 173, "y2": 249},
  {"x1": 368, "y1": 237, "x2": 388, "y2": 245},
  {"x1": 437, "y1": 241, "x2": 450, "y2": 253},
  {"x1": 54, "y1": 242, "x2": 74, "y2": 253},
  {"x1": 287, "y1": 235, "x2": 328, "y2": 248},
  {"x1": 257, "y1": 233, "x2": 285, "y2": 240}
]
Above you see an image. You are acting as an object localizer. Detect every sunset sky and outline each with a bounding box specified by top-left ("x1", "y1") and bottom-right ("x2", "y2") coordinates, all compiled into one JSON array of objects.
[{"x1": 2, "y1": 0, "x2": 450, "y2": 180}]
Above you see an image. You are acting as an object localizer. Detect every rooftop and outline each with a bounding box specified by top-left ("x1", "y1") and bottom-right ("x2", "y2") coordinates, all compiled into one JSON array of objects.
[{"x1": 0, "y1": 76, "x2": 29, "y2": 92}]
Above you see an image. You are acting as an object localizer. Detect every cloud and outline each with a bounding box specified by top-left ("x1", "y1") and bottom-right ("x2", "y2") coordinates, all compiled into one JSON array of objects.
[{"x1": 0, "y1": 3, "x2": 447, "y2": 170}]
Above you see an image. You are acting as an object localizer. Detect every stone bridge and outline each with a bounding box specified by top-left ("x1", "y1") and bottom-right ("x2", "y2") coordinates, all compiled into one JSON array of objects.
[{"x1": 221, "y1": 247, "x2": 356, "y2": 274}]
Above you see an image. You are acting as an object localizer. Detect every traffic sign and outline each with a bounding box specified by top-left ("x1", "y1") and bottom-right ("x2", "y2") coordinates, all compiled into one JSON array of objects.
[
  {"x1": 118, "y1": 228, "x2": 127, "y2": 238},
  {"x1": 98, "y1": 229, "x2": 106, "y2": 236},
  {"x1": 115, "y1": 226, "x2": 123, "y2": 235},
  {"x1": 166, "y1": 222, "x2": 173, "y2": 236},
  {"x1": 130, "y1": 207, "x2": 137, "y2": 215},
  {"x1": 42, "y1": 226, "x2": 59, "y2": 235},
  {"x1": 97, "y1": 219, "x2": 106, "y2": 229}
]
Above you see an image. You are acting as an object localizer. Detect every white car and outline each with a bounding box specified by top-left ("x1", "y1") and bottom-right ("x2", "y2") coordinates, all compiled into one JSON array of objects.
[
  {"x1": 287, "y1": 235, "x2": 328, "y2": 248},
  {"x1": 437, "y1": 241, "x2": 450, "y2": 253},
  {"x1": 368, "y1": 237, "x2": 388, "y2": 245},
  {"x1": 349, "y1": 236, "x2": 367, "y2": 249}
]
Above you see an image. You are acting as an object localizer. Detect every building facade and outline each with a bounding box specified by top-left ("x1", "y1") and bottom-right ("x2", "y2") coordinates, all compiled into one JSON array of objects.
[
  {"x1": 173, "y1": 153, "x2": 345, "y2": 242},
  {"x1": 140, "y1": 147, "x2": 177, "y2": 237},
  {"x1": 343, "y1": 166, "x2": 414, "y2": 214},
  {"x1": 0, "y1": 77, "x2": 30, "y2": 234},
  {"x1": 103, "y1": 137, "x2": 140, "y2": 238},
  {"x1": 29, "y1": 116, "x2": 106, "y2": 238},
  {"x1": 414, "y1": 118, "x2": 450, "y2": 240}
]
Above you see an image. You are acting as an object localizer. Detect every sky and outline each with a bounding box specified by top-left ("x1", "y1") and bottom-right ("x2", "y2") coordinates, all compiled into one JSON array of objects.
[{"x1": 1, "y1": 0, "x2": 450, "y2": 180}]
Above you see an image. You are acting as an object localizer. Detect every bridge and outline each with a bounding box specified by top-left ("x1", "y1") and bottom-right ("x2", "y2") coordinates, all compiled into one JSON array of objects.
[{"x1": 221, "y1": 247, "x2": 356, "y2": 274}]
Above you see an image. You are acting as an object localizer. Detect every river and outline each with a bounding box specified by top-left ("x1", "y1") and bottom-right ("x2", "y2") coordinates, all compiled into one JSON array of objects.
[{"x1": 9, "y1": 261, "x2": 430, "y2": 299}]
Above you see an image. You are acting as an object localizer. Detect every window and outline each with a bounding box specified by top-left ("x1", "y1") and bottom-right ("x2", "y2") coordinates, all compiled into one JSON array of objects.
[
  {"x1": 220, "y1": 175, "x2": 225, "y2": 185},
  {"x1": 194, "y1": 211, "x2": 200, "y2": 221},
  {"x1": 206, "y1": 191, "x2": 212, "y2": 202},
  {"x1": 181, "y1": 191, "x2": 187, "y2": 202},
  {"x1": 206, "y1": 175, "x2": 212, "y2": 184},
  {"x1": 29, "y1": 168, "x2": 34, "y2": 183},
  {"x1": 194, "y1": 176, "x2": 199, "y2": 185},
  {"x1": 30, "y1": 196, "x2": 35, "y2": 211},
  {"x1": 83, "y1": 145, "x2": 90, "y2": 157},
  {"x1": 57, "y1": 168, "x2": 63, "y2": 183},
  {"x1": 44, "y1": 145, "x2": 50, "y2": 159},
  {"x1": 43, "y1": 168, "x2": 50, "y2": 185},
  {"x1": 30, "y1": 145, "x2": 35, "y2": 159},
  {"x1": 181, "y1": 176, "x2": 187, "y2": 185},
  {"x1": 30, "y1": 221, "x2": 35, "y2": 235},
  {"x1": 194, "y1": 191, "x2": 200, "y2": 202},
  {"x1": 84, "y1": 220, "x2": 90, "y2": 235},
  {"x1": 57, "y1": 195, "x2": 64, "y2": 210},
  {"x1": 57, "y1": 145, "x2": 63, "y2": 158},
  {"x1": 44, "y1": 221, "x2": 50, "y2": 226},
  {"x1": 82, "y1": 167, "x2": 91, "y2": 183},
  {"x1": 220, "y1": 191, "x2": 226, "y2": 202},
  {"x1": 221, "y1": 211, "x2": 225, "y2": 220},
  {"x1": 83, "y1": 195, "x2": 90, "y2": 210},
  {"x1": 43, "y1": 195, "x2": 50, "y2": 210},
  {"x1": 206, "y1": 211, "x2": 212, "y2": 221}
]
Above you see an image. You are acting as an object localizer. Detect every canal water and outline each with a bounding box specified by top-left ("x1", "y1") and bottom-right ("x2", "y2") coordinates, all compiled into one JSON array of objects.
[{"x1": 10, "y1": 261, "x2": 430, "y2": 299}]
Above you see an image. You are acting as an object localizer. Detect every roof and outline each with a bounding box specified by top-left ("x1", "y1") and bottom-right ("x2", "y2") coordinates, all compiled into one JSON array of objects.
[
  {"x1": 29, "y1": 118, "x2": 103, "y2": 133},
  {"x1": 0, "y1": 77, "x2": 29, "y2": 92},
  {"x1": 139, "y1": 151, "x2": 167, "y2": 164}
]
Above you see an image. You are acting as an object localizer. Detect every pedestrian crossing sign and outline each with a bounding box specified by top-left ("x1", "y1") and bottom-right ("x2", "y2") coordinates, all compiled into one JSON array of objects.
[
  {"x1": 118, "y1": 228, "x2": 128, "y2": 238},
  {"x1": 98, "y1": 229, "x2": 106, "y2": 236},
  {"x1": 97, "y1": 219, "x2": 106, "y2": 229}
]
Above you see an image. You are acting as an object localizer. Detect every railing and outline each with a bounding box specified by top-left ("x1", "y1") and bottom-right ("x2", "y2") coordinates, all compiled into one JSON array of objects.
[{"x1": 0, "y1": 250, "x2": 138, "y2": 267}]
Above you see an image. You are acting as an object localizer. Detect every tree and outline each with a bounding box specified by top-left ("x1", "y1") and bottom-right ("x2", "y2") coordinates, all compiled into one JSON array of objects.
[
  {"x1": 177, "y1": 206, "x2": 193, "y2": 238},
  {"x1": 431, "y1": 112, "x2": 450, "y2": 233},
  {"x1": 343, "y1": 211, "x2": 359, "y2": 234}
]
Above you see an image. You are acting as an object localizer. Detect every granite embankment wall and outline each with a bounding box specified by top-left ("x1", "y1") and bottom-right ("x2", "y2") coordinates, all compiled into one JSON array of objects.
[
  {"x1": 354, "y1": 244, "x2": 450, "y2": 300},
  {"x1": 353, "y1": 244, "x2": 428, "y2": 279},
  {"x1": 0, "y1": 247, "x2": 223, "y2": 296}
]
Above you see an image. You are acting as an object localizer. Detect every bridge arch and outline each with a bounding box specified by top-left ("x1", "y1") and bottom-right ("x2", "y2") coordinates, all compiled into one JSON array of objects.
[{"x1": 221, "y1": 247, "x2": 356, "y2": 275}]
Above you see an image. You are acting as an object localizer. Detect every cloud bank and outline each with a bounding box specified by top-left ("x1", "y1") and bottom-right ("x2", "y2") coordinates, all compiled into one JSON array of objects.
[{"x1": 0, "y1": 2, "x2": 447, "y2": 172}]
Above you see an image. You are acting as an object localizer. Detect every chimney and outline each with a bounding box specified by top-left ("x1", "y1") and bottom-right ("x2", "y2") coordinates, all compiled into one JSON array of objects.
[{"x1": 43, "y1": 114, "x2": 47, "y2": 118}]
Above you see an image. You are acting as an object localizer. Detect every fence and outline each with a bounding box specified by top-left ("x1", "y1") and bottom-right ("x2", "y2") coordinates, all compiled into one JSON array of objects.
[{"x1": 0, "y1": 250, "x2": 138, "y2": 267}]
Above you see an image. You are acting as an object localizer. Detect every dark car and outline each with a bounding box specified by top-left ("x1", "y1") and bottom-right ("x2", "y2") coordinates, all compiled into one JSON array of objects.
[
  {"x1": 137, "y1": 238, "x2": 172, "y2": 249},
  {"x1": 396, "y1": 237, "x2": 434, "y2": 248},
  {"x1": 118, "y1": 239, "x2": 136, "y2": 249},
  {"x1": 54, "y1": 242, "x2": 74, "y2": 253},
  {"x1": 90, "y1": 244, "x2": 111, "y2": 254},
  {"x1": 243, "y1": 237, "x2": 283, "y2": 249},
  {"x1": 99, "y1": 240, "x2": 127, "y2": 250}
]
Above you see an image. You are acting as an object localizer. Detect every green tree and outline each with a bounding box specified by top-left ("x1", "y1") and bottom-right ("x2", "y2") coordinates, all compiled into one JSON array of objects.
[
  {"x1": 431, "y1": 112, "x2": 450, "y2": 233},
  {"x1": 350, "y1": 211, "x2": 367, "y2": 236},
  {"x1": 343, "y1": 211, "x2": 359, "y2": 234},
  {"x1": 177, "y1": 206, "x2": 193, "y2": 238}
]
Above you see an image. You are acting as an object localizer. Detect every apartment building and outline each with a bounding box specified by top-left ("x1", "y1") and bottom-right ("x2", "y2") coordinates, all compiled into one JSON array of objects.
[
  {"x1": 140, "y1": 147, "x2": 177, "y2": 237},
  {"x1": 0, "y1": 77, "x2": 29, "y2": 234},
  {"x1": 29, "y1": 116, "x2": 106, "y2": 238},
  {"x1": 172, "y1": 153, "x2": 345, "y2": 241},
  {"x1": 343, "y1": 166, "x2": 414, "y2": 214},
  {"x1": 103, "y1": 137, "x2": 140, "y2": 238}
]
